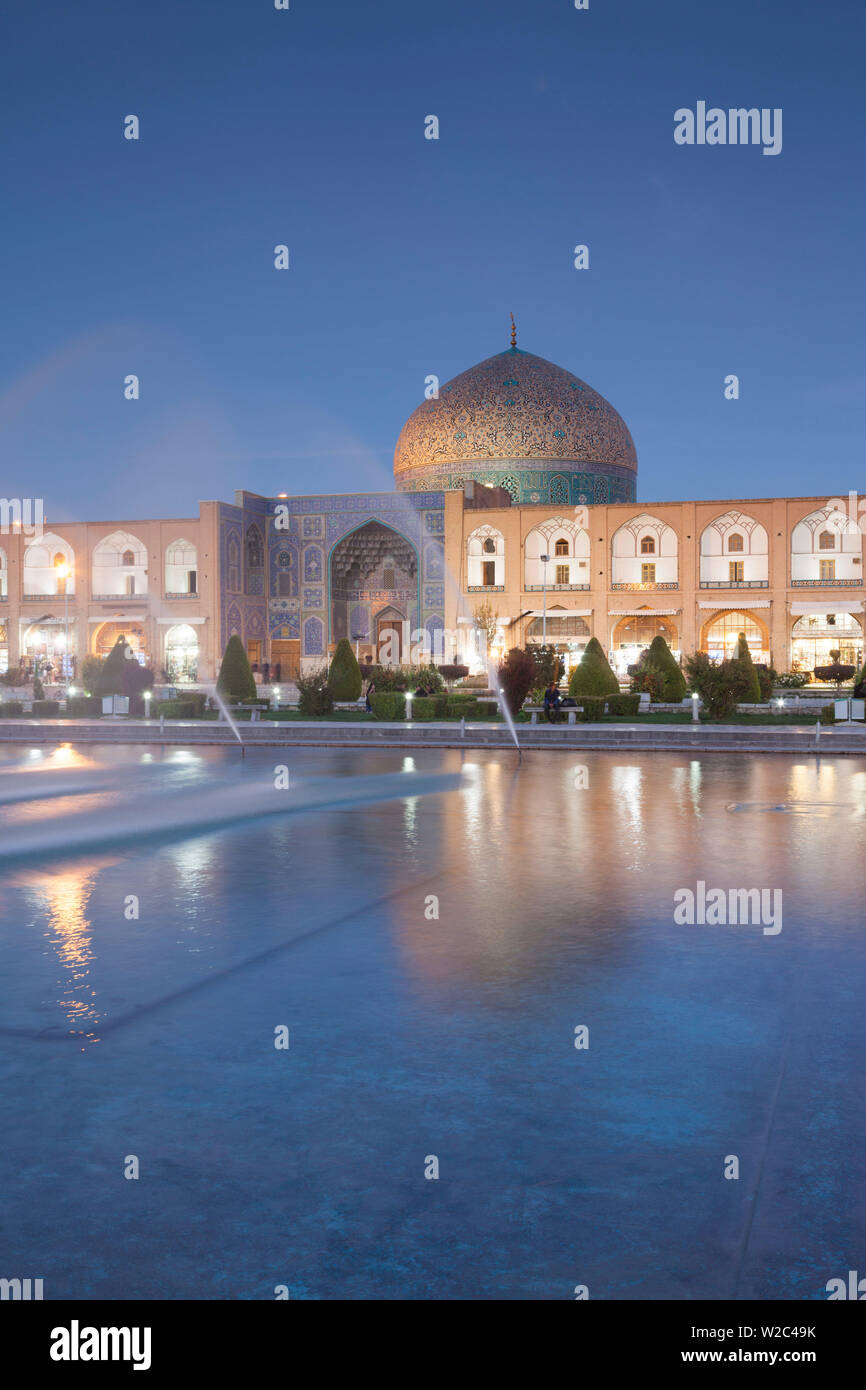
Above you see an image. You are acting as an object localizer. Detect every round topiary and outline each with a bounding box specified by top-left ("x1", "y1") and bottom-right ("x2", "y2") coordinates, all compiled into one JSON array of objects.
[
  {"x1": 216, "y1": 635, "x2": 257, "y2": 703},
  {"x1": 645, "y1": 634, "x2": 687, "y2": 702},
  {"x1": 327, "y1": 638, "x2": 362, "y2": 701},
  {"x1": 568, "y1": 637, "x2": 620, "y2": 698}
]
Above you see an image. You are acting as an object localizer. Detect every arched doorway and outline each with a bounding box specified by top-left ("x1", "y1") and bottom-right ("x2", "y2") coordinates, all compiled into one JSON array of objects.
[
  {"x1": 700, "y1": 610, "x2": 769, "y2": 663},
  {"x1": 791, "y1": 612, "x2": 862, "y2": 676},
  {"x1": 329, "y1": 520, "x2": 418, "y2": 663},
  {"x1": 164, "y1": 624, "x2": 200, "y2": 683},
  {"x1": 92, "y1": 621, "x2": 147, "y2": 662},
  {"x1": 526, "y1": 614, "x2": 591, "y2": 676},
  {"x1": 611, "y1": 613, "x2": 679, "y2": 677}
]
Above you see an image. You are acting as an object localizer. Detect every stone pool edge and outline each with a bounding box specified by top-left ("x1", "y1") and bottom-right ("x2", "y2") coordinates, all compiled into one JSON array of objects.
[{"x1": 1, "y1": 718, "x2": 865, "y2": 754}]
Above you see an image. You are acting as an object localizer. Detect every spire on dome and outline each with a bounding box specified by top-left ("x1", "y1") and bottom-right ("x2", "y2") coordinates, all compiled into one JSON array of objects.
[{"x1": 509, "y1": 313, "x2": 517, "y2": 349}]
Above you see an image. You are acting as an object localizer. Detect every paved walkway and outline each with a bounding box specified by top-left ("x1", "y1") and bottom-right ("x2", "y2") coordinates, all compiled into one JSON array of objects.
[{"x1": 0, "y1": 716, "x2": 865, "y2": 753}]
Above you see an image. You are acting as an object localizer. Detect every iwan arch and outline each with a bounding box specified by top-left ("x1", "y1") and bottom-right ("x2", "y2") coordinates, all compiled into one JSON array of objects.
[{"x1": 0, "y1": 328, "x2": 862, "y2": 683}]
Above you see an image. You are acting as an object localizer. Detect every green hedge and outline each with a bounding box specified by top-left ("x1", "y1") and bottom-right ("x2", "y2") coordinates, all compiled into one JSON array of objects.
[
  {"x1": 153, "y1": 699, "x2": 204, "y2": 719},
  {"x1": 607, "y1": 694, "x2": 641, "y2": 716},
  {"x1": 575, "y1": 696, "x2": 607, "y2": 722},
  {"x1": 447, "y1": 698, "x2": 492, "y2": 719},
  {"x1": 32, "y1": 700, "x2": 61, "y2": 718},
  {"x1": 66, "y1": 695, "x2": 102, "y2": 718},
  {"x1": 370, "y1": 692, "x2": 406, "y2": 720},
  {"x1": 0, "y1": 700, "x2": 24, "y2": 717},
  {"x1": 819, "y1": 704, "x2": 836, "y2": 725},
  {"x1": 409, "y1": 696, "x2": 442, "y2": 721}
]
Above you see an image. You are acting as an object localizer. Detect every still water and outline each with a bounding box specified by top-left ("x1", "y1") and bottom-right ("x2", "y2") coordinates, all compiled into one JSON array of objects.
[{"x1": 1, "y1": 744, "x2": 864, "y2": 1299}]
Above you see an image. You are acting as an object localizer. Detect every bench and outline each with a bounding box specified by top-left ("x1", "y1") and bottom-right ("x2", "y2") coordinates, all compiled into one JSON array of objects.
[{"x1": 525, "y1": 704, "x2": 579, "y2": 725}]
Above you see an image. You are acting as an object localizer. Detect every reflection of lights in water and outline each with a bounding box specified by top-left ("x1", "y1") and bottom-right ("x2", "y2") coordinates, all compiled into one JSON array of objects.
[
  {"x1": 402, "y1": 756, "x2": 416, "y2": 773},
  {"x1": 167, "y1": 835, "x2": 216, "y2": 886},
  {"x1": 689, "y1": 760, "x2": 703, "y2": 817},
  {"x1": 168, "y1": 750, "x2": 201, "y2": 764},
  {"x1": 403, "y1": 796, "x2": 418, "y2": 840},
  {"x1": 611, "y1": 765, "x2": 643, "y2": 834},
  {"x1": 25, "y1": 865, "x2": 103, "y2": 1037}
]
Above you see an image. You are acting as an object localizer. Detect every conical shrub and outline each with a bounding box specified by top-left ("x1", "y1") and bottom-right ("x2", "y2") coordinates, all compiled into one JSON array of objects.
[
  {"x1": 217, "y1": 635, "x2": 257, "y2": 703},
  {"x1": 569, "y1": 636, "x2": 619, "y2": 698},
  {"x1": 97, "y1": 636, "x2": 131, "y2": 696},
  {"x1": 735, "y1": 632, "x2": 762, "y2": 702},
  {"x1": 327, "y1": 638, "x2": 362, "y2": 700},
  {"x1": 646, "y1": 634, "x2": 686, "y2": 701}
]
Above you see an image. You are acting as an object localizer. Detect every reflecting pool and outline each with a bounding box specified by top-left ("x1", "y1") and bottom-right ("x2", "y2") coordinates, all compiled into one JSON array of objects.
[{"x1": 1, "y1": 744, "x2": 864, "y2": 1299}]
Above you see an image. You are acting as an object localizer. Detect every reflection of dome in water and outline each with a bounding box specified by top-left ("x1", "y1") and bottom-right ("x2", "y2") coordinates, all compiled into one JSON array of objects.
[{"x1": 394, "y1": 333, "x2": 638, "y2": 504}]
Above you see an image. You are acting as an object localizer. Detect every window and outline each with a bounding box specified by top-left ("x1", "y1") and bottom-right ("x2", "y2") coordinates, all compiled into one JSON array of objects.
[
  {"x1": 125, "y1": 575, "x2": 136, "y2": 596},
  {"x1": 640, "y1": 536, "x2": 656, "y2": 554},
  {"x1": 246, "y1": 527, "x2": 264, "y2": 568},
  {"x1": 641, "y1": 563, "x2": 656, "y2": 584},
  {"x1": 818, "y1": 531, "x2": 835, "y2": 550},
  {"x1": 187, "y1": 570, "x2": 197, "y2": 594},
  {"x1": 482, "y1": 561, "x2": 496, "y2": 586},
  {"x1": 729, "y1": 561, "x2": 744, "y2": 583},
  {"x1": 728, "y1": 533, "x2": 744, "y2": 553},
  {"x1": 483, "y1": 538, "x2": 496, "y2": 554},
  {"x1": 382, "y1": 567, "x2": 395, "y2": 590},
  {"x1": 122, "y1": 549, "x2": 135, "y2": 567},
  {"x1": 555, "y1": 564, "x2": 569, "y2": 585},
  {"x1": 554, "y1": 539, "x2": 569, "y2": 556},
  {"x1": 819, "y1": 559, "x2": 836, "y2": 582}
]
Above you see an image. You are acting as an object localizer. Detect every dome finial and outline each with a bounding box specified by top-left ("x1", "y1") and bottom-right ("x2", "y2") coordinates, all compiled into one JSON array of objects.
[{"x1": 510, "y1": 313, "x2": 517, "y2": 348}]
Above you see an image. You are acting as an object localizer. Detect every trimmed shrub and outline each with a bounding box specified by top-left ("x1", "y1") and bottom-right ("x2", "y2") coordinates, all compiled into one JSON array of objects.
[
  {"x1": 217, "y1": 635, "x2": 257, "y2": 703},
  {"x1": 81, "y1": 655, "x2": 104, "y2": 695},
  {"x1": 446, "y1": 698, "x2": 492, "y2": 719},
  {"x1": 296, "y1": 667, "x2": 334, "y2": 716},
  {"x1": 438, "y1": 664, "x2": 469, "y2": 688},
  {"x1": 327, "y1": 638, "x2": 362, "y2": 701},
  {"x1": 409, "y1": 696, "x2": 439, "y2": 721},
  {"x1": 645, "y1": 635, "x2": 687, "y2": 702},
  {"x1": 574, "y1": 696, "x2": 607, "y2": 722},
  {"x1": 569, "y1": 637, "x2": 619, "y2": 698},
  {"x1": 776, "y1": 671, "x2": 809, "y2": 689},
  {"x1": 819, "y1": 704, "x2": 836, "y2": 725},
  {"x1": 497, "y1": 647, "x2": 536, "y2": 716},
  {"x1": 32, "y1": 676, "x2": 45, "y2": 700},
  {"x1": 734, "y1": 633, "x2": 762, "y2": 702},
  {"x1": 754, "y1": 664, "x2": 776, "y2": 702},
  {"x1": 66, "y1": 695, "x2": 102, "y2": 718},
  {"x1": 855, "y1": 662, "x2": 866, "y2": 699},
  {"x1": 32, "y1": 700, "x2": 61, "y2": 717},
  {"x1": 607, "y1": 693, "x2": 641, "y2": 716},
  {"x1": 813, "y1": 663, "x2": 856, "y2": 684},
  {"x1": 0, "y1": 700, "x2": 24, "y2": 717},
  {"x1": 370, "y1": 691, "x2": 406, "y2": 720}
]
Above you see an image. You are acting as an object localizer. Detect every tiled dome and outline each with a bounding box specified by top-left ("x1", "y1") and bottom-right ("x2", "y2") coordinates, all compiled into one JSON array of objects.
[{"x1": 394, "y1": 345, "x2": 638, "y2": 498}]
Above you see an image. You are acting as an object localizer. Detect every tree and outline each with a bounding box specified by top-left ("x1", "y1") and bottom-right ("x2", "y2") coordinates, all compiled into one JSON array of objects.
[
  {"x1": 496, "y1": 647, "x2": 536, "y2": 716},
  {"x1": 529, "y1": 643, "x2": 565, "y2": 691},
  {"x1": 296, "y1": 667, "x2": 334, "y2": 715},
  {"x1": 81, "y1": 655, "x2": 104, "y2": 696},
  {"x1": 568, "y1": 637, "x2": 619, "y2": 698},
  {"x1": 734, "y1": 632, "x2": 762, "y2": 702},
  {"x1": 217, "y1": 635, "x2": 257, "y2": 703},
  {"x1": 438, "y1": 664, "x2": 469, "y2": 689},
  {"x1": 97, "y1": 637, "x2": 133, "y2": 696},
  {"x1": 327, "y1": 638, "x2": 362, "y2": 700},
  {"x1": 645, "y1": 634, "x2": 686, "y2": 702},
  {"x1": 32, "y1": 674, "x2": 45, "y2": 700},
  {"x1": 855, "y1": 660, "x2": 866, "y2": 699},
  {"x1": 685, "y1": 651, "x2": 754, "y2": 720},
  {"x1": 473, "y1": 600, "x2": 499, "y2": 651}
]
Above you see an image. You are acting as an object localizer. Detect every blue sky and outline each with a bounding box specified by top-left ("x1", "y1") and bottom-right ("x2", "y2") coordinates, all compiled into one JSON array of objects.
[{"x1": 1, "y1": 0, "x2": 863, "y2": 520}]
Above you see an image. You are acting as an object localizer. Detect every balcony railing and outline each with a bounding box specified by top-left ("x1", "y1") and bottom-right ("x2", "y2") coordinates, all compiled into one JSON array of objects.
[
  {"x1": 524, "y1": 583, "x2": 590, "y2": 592},
  {"x1": 700, "y1": 580, "x2": 769, "y2": 589},
  {"x1": 790, "y1": 577, "x2": 863, "y2": 587},
  {"x1": 91, "y1": 593, "x2": 148, "y2": 601},
  {"x1": 610, "y1": 581, "x2": 679, "y2": 591},
  {"x1": 468, "y1": 585, "x2": 506, "y2": 593},
  {"x1": 164, "y1": 591, "x2": 198, "y2": 599},
  {"x1": 21, "y1": 592, "x2": 77, "y2": 600},
  {"x1": 332, "y1": 589, "x2": 416, "y2": 602}
]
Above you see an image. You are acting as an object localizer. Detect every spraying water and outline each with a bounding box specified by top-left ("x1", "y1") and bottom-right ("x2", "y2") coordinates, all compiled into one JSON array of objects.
[
  {"x1": 211, "y1": 686, "x2": 245, "y2": 753},
  {"x1": 487, "y1": 658, "x2": 521, "y2": 758}
]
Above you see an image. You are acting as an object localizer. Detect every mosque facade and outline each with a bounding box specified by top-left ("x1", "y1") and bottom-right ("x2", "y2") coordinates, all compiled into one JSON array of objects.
[{"x1": 0, "y1": 331, "x2": 862, "y2": 685}]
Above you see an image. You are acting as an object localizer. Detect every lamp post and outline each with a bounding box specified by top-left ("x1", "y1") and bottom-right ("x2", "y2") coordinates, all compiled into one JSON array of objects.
[
  {"x1": 540, "y1": 554, "x2": 550, "y2": 645},
  {"x1": 55, "y1": 560, "x2": 72, "y2": 697}
]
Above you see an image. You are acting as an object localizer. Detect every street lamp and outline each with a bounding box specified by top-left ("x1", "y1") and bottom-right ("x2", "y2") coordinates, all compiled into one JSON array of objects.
[
  {"x1": 55, "y1": 559, "x2": 72, "y2": 697},
  {"x1": 540, "y1": 554, "x2": 550, "y2": 645}
]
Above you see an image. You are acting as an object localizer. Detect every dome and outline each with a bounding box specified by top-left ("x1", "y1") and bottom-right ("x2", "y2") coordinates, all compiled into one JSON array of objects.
[{"x1": 393, "y1": 341, "x2": 638, "y2": 505}]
